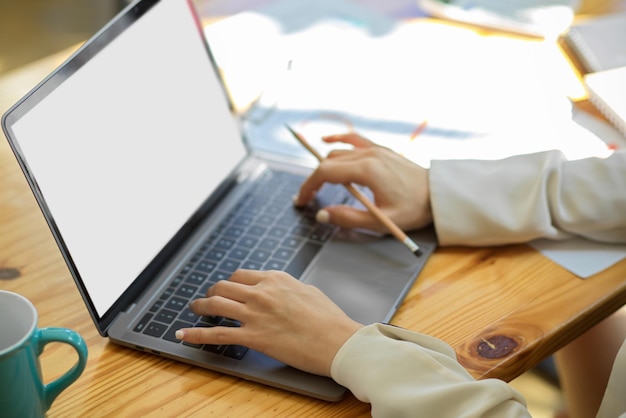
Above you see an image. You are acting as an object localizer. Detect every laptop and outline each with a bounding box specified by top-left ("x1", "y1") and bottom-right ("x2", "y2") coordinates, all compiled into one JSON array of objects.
[{"x1": 1, "y1": 0, "x2": 436, "y2": 401}]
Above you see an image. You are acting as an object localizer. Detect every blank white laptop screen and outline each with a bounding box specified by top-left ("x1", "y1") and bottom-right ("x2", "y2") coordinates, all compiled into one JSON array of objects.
[{"x1": 11, "y1": 0, "x2": 246, "y2": 316}]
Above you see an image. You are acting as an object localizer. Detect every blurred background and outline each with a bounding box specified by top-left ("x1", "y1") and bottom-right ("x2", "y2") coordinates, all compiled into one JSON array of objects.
[
  {"x1": 0, "y1": 0, "x2": 125, "y2": 75},
  {"x1": 2, "y1": 0, "x2": 622, "y2": 76}
]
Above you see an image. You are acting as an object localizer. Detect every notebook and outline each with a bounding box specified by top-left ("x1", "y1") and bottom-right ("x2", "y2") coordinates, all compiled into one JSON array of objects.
[
  {"x1": 562, "y1": 12, "x2": 626, "y2": 73},
  {"x1": 584, "y1": 66, "x2": 626, "y2": 137},
  {"x1": 1, "y1": 0, "x2": 436, "y2": 402}
]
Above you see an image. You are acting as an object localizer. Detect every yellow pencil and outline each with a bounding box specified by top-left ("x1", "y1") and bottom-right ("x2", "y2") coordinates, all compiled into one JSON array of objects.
[{"x1": 285, "y1": 124, "x2": 422, "y2": 257}]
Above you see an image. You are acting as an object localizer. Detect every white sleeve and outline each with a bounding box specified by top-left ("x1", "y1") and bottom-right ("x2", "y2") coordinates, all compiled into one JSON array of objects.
[
  {"x1": 331, "y1": 324, "x2": 530, "y2": 418},
  {"x1": 429, "y1": 150, "x2": 626, "y2": 246}
]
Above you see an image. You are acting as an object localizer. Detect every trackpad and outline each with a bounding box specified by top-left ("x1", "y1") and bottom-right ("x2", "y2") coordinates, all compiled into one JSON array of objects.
[{"x1": 301, "y1": 229, "x2": 436, "y2": 324}]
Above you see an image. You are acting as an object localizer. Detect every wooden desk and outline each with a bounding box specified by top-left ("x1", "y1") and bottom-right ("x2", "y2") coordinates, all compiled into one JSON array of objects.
[{"x1": 2, "y1": 9, "x2": 626, "y2": 418}]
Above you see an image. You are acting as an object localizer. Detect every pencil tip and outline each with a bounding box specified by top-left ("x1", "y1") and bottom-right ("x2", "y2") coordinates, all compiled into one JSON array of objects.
[{"x1": 405, "y1": 238, "x2": 422, "y2": 257}]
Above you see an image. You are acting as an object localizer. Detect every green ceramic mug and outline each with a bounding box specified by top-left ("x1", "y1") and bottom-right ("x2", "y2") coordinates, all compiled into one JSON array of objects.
[{"x1": 0, "y1": 290, "x2": 88, "y2": 417}]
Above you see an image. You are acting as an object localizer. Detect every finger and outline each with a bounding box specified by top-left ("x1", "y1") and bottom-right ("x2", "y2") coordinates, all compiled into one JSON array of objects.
[
  {"x1": 175, "y1": 324, "x2": 245, "y2": 346},
  {"x1": 295, "y1": 159, "x2": 367, "y2": 207},
  {"x1": 201, "y1": 270, "x2": 262, "y2": 299},
  {"x1": 205, "y1": 278, "x2": 253, "y2": 302},
  {"x1": 190, "y1": 294, "x2": 247, "y2": 321},
  {"x1": 322, "y1": 133, "x2": 375, "y2": 149},
  {"x1": 228, "y1": 269, "x2": 263, "y2": 286},
  {"x1": 325, "y1": 148, "x2": 371, "y2": 162},
  {"x1": 317, "y1": 205, "x2": 385, "y2": 232}
]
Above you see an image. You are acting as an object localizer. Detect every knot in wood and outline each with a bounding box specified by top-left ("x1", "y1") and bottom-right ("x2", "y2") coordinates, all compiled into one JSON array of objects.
[
  {"x1": 477, "y1": 335, "x2": 517, "y2": 359},
  {"x1": 0, "y1": 267, "x2": 21, "y2": 280}
]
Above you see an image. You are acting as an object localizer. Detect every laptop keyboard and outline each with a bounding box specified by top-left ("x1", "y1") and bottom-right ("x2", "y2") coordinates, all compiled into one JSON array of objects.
[{"x1": 133, "y1": 169, "x2": 349, "y2": 360}]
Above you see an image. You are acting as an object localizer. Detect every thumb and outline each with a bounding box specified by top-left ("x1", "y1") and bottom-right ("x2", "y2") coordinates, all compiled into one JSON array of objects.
[{"x1": 317, "y1": 205, "x2": 385, "y2": 233}]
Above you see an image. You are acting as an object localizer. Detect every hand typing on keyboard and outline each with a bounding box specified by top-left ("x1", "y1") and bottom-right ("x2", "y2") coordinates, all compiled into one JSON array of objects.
[{"x1": 175, "y1": 269, "x2": 363, "y2": 377}]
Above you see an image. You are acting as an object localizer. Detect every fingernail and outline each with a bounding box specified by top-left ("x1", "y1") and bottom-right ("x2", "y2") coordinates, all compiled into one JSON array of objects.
[
  {"x1": 292, "y1": 194, "x2": 303, "y2": 207},
  {"x1": 316, "y1": 209, "x2": 330, "y2": 224},
  {"x1": 175, "y1": 330, "x2": 185, "y2": 340}
]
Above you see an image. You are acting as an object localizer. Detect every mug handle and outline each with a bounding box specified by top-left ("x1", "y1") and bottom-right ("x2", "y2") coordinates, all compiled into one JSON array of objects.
[{"x1": 35, "y1": 327, "x2": 88, "y2": 411}]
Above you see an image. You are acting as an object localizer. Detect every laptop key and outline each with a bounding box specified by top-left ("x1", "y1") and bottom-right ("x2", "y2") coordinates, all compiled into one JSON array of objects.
[
  {"x1": 242, "y1": 205, "x2": 262, "y2": 217},
  {"x1": 179, "y1": 308, "x2": 199, "y2": 323},
  {"x1": 171, "y1": 275, "x2": 184, "y2": 287},
  {"x1": 179, "y1": 264, "x2": 193, "y2": 276},
  {"x1": 268, "y1": 227, "x2": 288, "y2": 239},
  {"x1": 175, "y1": 284, "x2": 198, "y2": 298},
  {"x1": 199, "y1": 282, "x2": 212, "y2": 294},
  {"x1": 264, "y1": 203, "x2": 282, "y2": 215},
  {"x1": 250, "y1": 249, "x2": 271, "y2": 262},
  {"x1": 282, "y1": 237, "x2": 302, "y2": 249},
  {"x1": 224, "y1": 345, "x2": 248, "y2": 360},
  {"x1": 160, "y1": 287, "x2": 175, "y2": 300},
  {"x1": 248, "y1": 225, "x2": 267, "y2": 236},
  {"x1": 198, "y1": 315, "x2": 223, "y2": 325},
  {"x1": 233, "y1": 215, "x2": 253, "y2": 227},
  {"x1": 285, "y1": 241, "x2": 322, "y2": 279},
  {"x1": 215, "y1": 238, "x2": 235, "y2": 249},
  {"x1": 230, "y1": 248, "x2": 249, "y2": 260},
  {"x1": 264, "y1": 260, "x2": 286, "y2": 271},
  {"x1": 196, "y1": 260, "x2": 217, "y2": 273},
  {"x1": 186, "y1": 272, "x2": 207, "y2": 286},
  {"x1": 274, "y1": 248, "x2": 294, "y2": 260},
  {"x1": 206, "y1": 249, "x2": 226, "y2": 261},
  {"x1": 292, "y1": 225, "x2": 311, "y2": 237},
  {"x1": 257, "y1": 215, "x2": 274, "y2": 225},
  {"x1": 165, "y1": 296, "x2": 187, "y2": 311},
  {"x1": 163, "y1": 320, "x2": 194, "y2": 343},
  {"x1": 134, "y1": 313, "x2": 153, "y2": 332},
  {"x1": 310, "y1": 225, "x2": 335, "y2": 243},
  {"x1": 276, "y1": 214, "x2": 300, "y2": 227},
  {"x1": 220, "y1": 318, "x2": 240, "y2": 327},
  {"x1": 203, "y1": 344, "x2": 226, "y2": 354},
  {"x1": 207, "y1": 270, "x2": 230, "y2": 285},
  {"x1": 218, "y1": 259, "x2": 239, "y2": 273},
  {"x1": 242, "y1": 260, "x2": 262, "y2": 270},
  {"x1": 238, "y1": 236, "x2": 258, "y2": 248},
  {"x1": 155, "y1": 309, "x2": 178, "y2": 324},
  {"x1": 259, "y1": 237, "x2": 279, "y2": 249},
  {"x1": 143, "y1": 321, "x2": 168, "y2": 338}
]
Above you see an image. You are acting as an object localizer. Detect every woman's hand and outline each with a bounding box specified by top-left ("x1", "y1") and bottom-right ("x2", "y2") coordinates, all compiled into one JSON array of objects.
[
  {"x1": 294, "y1": 133, "x2": 432, "y2": 233},
  {"x1": 176, "y1": 269, "x2": 364, "y2": 377}
]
